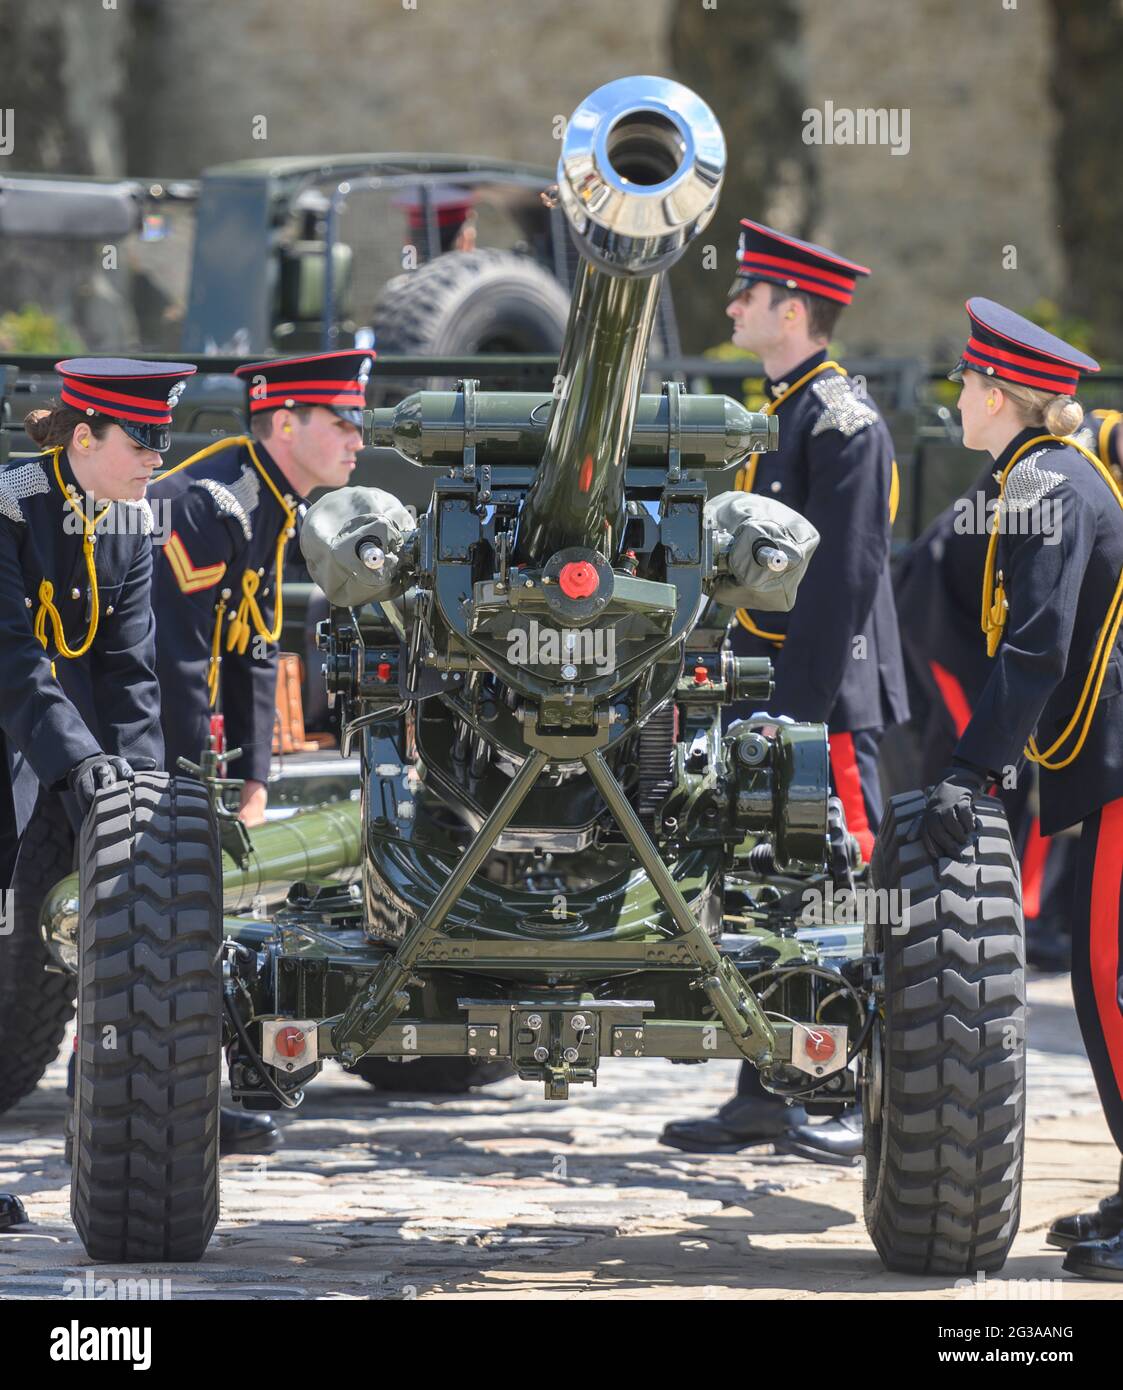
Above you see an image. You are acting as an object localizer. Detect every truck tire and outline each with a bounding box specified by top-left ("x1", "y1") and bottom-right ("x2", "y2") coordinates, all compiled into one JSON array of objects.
[
  {"x1": 0, "y1": 796, "x2": 76, "y2": 1114},
  {"x1": 71, "y1": 773, "x2": 223, "y2": 1264},
  {"x1": 348, "y1": 1056, "x2": 515, "y2": 1094},
  {"x1": 863, "y1": 788, "x2": 1025, "y2": 1275},
  {"x1": 369, "y1": 248, "x2": 571, "y2": 402}
]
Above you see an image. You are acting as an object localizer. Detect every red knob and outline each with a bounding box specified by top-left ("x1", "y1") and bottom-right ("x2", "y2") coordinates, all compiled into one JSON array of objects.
[
  {"x1": 804, "y1": 1029, "x2": 836, "y2": 1063},
  {"x1": 275, "y1": 1026, "x2": 307, "y2": 1059},
  {"x1": 693, "y1": 664, "x2": 709, "y2": 685},
  {"x1": 376, "y1": 661, "x2": 392, "y2": 682},
  {"x1": 558, "y1": 561, "x2": 599, "y2": 599}
]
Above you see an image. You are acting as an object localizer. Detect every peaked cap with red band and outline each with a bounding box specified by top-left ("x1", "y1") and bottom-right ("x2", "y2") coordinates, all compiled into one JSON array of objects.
[
  {"x1": 729, "y1": 219, "x2": 870, "y2": 306},
  {"x1": 234, "y1": 349, "x2": 374, "y2": 428},
  {"x1": 948, "y1": 298, "x2": 1100, "y2": 397},
  {"x1": 55, "y1": 357, "x2": 196, "y2": 453}
]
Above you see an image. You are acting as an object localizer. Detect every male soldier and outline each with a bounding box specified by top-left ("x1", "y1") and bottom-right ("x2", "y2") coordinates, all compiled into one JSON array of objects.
[
  {"x1": 149, "y1": 350, "x2": 368, "y2": 826},
  {"x1": 146, "y1": 351, "x2": 366, "y2": 1155},
  {"x1": 661, "y1": 220, "x2": 908, "y2": 1164}
]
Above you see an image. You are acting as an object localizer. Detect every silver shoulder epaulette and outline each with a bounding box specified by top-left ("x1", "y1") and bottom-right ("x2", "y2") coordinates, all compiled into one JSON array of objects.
[
  {"x1": 809, "y1": 375, "x2": 878, "y2": 438},
  {"x1": 0, "y1": 459, "x2": 50, "y2": 525},
  {"x1": 193, "y1": 464, "x2": 261, "y2": 541},
  {"x1": 1004, "y1": 450, "x2": 1066, "y2": 512}
]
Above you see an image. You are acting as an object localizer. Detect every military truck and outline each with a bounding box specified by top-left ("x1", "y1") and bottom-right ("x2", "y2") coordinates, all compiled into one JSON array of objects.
[{"x1": 27, "y1": 76, "x2": 1025, "y2": 1276}]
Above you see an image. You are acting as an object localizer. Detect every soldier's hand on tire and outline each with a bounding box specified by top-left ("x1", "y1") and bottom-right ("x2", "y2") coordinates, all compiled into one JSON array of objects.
[
  {"x1": 920, "y1": 764, "x2": 990, "y2": 858},
  {"x1": 66, "y1": 754, "x2": 135, "y2": 816}
]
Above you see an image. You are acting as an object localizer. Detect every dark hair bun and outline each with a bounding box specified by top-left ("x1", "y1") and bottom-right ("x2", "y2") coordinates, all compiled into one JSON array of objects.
[{"x1": 23, "y1": 408, "x2": 53, "y2": 445}]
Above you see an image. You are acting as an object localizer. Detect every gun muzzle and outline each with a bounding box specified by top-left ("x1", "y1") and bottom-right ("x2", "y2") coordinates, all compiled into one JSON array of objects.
[{"x1": 514, "y1": 76, "x2": 726, "y2": 567}]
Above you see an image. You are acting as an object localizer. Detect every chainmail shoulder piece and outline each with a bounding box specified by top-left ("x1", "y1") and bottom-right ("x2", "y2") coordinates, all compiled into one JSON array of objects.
[
  {"x1": 1004, "y1": 451, "x2": 1066, "y2": 512},
  {"x1": 193, "y1": 465, "x2": 261, "y2": 540},
  {"x1": 809, "y1": 376, "x2": 878, "y2": 438},
  {"x1": 0, "y1": 460, "x2": 49, "y2": 525}
]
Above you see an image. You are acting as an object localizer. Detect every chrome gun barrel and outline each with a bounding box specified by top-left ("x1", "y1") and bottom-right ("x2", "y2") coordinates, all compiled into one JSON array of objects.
[{"x1": 513, "y1": 76, "x2": 725, "y2": 565}]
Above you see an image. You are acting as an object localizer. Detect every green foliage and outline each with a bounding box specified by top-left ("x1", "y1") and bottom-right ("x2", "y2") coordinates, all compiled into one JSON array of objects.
[
  {"x1": 702, "y1": 340, "x2": 766, "y2": 408},
  {"x1": 1022, "y1": 298, "x2": 1096, "y2": 358},
  {"x1": 0, "y1": 305, "x2": 83, "y2": 354}
]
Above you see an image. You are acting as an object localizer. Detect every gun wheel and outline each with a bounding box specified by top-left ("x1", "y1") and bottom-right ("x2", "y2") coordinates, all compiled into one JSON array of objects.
[
  {"x1": 71, "y1": 773, "x2": 222, "y2": 1263},
  {"x1": 0, "y1": 795, "x2": 77, "y2": 1114},
  {"x1": 863, "y1": 788, "x2": 1025, "y2": 1275}
]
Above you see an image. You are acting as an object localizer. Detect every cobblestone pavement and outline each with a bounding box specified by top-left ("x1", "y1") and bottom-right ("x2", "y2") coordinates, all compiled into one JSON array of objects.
[{"x1": 1, "y1": 972, "x2": 1119, "y2": 1300}]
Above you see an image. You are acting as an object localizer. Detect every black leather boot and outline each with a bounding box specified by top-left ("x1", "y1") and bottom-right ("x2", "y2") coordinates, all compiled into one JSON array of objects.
[
  {"x1": 220, "y1": 1108, "x2": 282, "y2": 1156},
  {"x1": 0, "y1": 1194, "x2": 28, "y2": 1230},
  {"x1": 773, "y1": 1108, "x2": 863, "y2": 1166},
  {"x1": 1063, "y1": 1230, "x2": 1123, "y2": 1281},
  {"x1": 1048, "y1": 1162, "x2": 1123, "y2": 1249},
  {"x1": 659, "y1": 1094, "x2": 807, "y2": 1154}
]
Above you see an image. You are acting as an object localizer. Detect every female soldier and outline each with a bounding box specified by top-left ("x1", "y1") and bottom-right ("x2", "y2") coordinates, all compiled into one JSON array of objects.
[
  {"x1": 921, "y1": 300, "x2": 1123, "y2": 1280},
  {"x1": 0, "y1": 357, "x2": 278, "y2": 1160},
  {"x1": 0, "y1": 358, "x2": 192, "y2": 1131}
]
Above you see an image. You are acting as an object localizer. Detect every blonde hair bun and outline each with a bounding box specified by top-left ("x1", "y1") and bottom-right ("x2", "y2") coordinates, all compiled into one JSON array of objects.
[{"x1": 1044, "y1": 396, "x2": 1084, "y2": 436}]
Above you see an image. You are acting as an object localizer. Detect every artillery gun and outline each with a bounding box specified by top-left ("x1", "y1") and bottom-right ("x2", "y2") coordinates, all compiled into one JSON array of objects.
[{"x1": 57, "y1": 76, "x2": 1025, "y2": 1275}]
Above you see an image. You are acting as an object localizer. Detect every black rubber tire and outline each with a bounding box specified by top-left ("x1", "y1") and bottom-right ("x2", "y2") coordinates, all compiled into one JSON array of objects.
[
  {"x1": 347, "y1": 1056, "x2": 515, "y2": 1094},
  {"x1": 0, "y1": 794, "x2": 77, "y2": 1114},
  {"x1": 863, "y1": 788, "x2": 1025, "y2": 1275},
  {"x1": 71, "y1": 773, "x2": 223, "y2": 1264},
  {"x1": 369, "y1": 248, "x2": 571, "y2": 402}
]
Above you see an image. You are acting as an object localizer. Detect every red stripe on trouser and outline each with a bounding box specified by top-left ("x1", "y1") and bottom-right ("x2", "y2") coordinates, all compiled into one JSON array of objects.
[
  {"x1": 1090, "y1": 800, "x2": 1123, "y2": 1102},
  {"x1": 1021, "y1": 816, "x2": 1050, "y2": 921},
  {"x1": 929, "y1": 660, "x2": 972, "y2": 737},
  {"x1": 829, "y1": 731, "x2": 874, "y2": 861}
]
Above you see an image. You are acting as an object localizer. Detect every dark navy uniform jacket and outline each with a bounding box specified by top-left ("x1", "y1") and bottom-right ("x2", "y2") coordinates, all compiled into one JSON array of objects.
[
  {"x1": 148, "y1": 440, "x2": 304, "y2": 784},
  {"x1": 895, "y1": 459, "x2": 998, "y2": 704},
  {"x1": 730, "y1": 349, "x2": 909, "y2": 732},
  {"x1": 954, "y1": 427, "x2": 1123, "y2": 835},
  {"x1": 0, "y1": 449, "x2": 163, "y2": 839}
]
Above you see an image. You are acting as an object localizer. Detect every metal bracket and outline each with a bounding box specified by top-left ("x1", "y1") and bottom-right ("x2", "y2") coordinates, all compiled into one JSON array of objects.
[{"x1": 664, "y1": 378, "x2": 683, "y2": 483}]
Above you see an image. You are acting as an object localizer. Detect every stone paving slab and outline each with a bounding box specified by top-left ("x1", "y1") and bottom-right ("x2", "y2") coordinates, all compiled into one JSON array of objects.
[{"x1": 1, "y1": 970, "x2": 1120, "y2": 1300}]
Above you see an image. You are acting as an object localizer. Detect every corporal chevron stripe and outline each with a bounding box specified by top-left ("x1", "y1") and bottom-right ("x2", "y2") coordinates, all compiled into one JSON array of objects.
[{"x1": 163, "y1": 531, "x2": 227, "y2": 593}]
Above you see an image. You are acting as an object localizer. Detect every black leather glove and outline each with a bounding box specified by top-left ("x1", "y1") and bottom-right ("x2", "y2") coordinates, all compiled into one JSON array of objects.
[
  {"x1": 921, "y1": 763, "x2": 990, "y2": 858},
  {"x1": 66, "y1": 754, "x2": 134, "y2": 817},
  {"x1": 129, "y1": 757, "x2": 158, "y2": 773}
]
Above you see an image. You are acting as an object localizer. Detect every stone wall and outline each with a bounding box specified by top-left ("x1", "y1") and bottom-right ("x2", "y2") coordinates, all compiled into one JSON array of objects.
[
  {"x1": 0, "y1": 0, "x2": 1112, "y2": 359},
  {"x1": 796, "y1": 0, "x2": 1062, "y2": 358},
  {"x1": 121, "y1": 0, "x2": 675, "y2": 174}
]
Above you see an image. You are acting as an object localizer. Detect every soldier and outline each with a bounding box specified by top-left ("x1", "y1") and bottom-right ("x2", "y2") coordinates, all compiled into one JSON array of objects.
[
  {"x1": 895, "y1": 462, "x2": 1079, "y2": 971},
  {"x1": 918, "y1": 299, "x2": 1123, "y2": 1281},
  {"x1": 661, "y1": 220, "x2": 908, "y2": 1163},
  {"x1": 0, "y1": 359, "x2": 189, "y2": 1177},
  {"x1": 1076, "y1": 407, "x2": 1123, "y2": 486},
  {"x1": 148, "y1": 350, "x2": 368, "y2": 827},
  {"x1": 0, "y1": 360, "x2": 185, "y2": 868}
]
